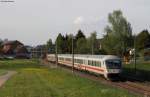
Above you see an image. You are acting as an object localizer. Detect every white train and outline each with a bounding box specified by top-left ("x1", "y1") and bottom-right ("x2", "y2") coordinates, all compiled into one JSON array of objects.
[{"x1": 47, "y1": 54, "x2": 122, "y2": 79}]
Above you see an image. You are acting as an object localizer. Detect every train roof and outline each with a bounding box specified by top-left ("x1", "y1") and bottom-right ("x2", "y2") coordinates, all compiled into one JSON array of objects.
[{"x1": 57, "y1": 54, "x2": 120, "y2": 60}]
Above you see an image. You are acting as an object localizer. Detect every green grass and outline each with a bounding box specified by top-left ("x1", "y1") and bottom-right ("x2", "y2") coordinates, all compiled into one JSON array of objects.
[
  {"x1": 0, "y1": 59, "x2": 137, "y2": 97},
  {"x1": 123, "y1": 62, "x2": 150, "y2": 81},
  {"x1": 0, "y1": 59, "x2": 40, "y2": 70},
  {"x1": 0, "y1": 69, "x2": 7, "y2": 76},
  {"x1": 123, "y1": 62, "x2": 150, "y2": 71}
]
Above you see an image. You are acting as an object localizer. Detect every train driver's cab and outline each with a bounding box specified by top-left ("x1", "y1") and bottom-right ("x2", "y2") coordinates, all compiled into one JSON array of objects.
[{"x1": 105, "y1": 59, "x2": 122, "y2": 70}]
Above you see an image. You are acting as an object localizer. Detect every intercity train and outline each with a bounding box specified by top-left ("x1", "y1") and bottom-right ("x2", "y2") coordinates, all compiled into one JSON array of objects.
[{"x1": 47, "y1": 54, "x2": 122, "y2": 79}]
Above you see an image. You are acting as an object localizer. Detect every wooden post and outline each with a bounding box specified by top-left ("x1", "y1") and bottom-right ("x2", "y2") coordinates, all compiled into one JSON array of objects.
[{"x1": 56, "y1": 39, "x2": 58, "y2": 67}]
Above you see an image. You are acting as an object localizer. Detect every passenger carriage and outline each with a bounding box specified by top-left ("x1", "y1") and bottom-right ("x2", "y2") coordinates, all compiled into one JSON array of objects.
[{"x1": 47, "y1": 54, "x2": 122, "y2": 79}]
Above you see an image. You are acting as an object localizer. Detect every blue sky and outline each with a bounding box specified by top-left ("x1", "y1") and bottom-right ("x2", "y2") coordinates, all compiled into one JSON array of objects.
[{"x1": 0, "y1": 0, "x2": 150, "y2": 46}]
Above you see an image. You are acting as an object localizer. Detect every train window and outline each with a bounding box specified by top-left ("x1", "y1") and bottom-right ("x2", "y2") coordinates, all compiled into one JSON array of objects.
[
  {"x1": 95, "y1": 61, "x2": 101, "y2": 67},
  {"x1": 95, "y1": 61, "x2": 98, "y2": 66},
  {"x1": 88, "y1": 60, "x2": 101, "y2": 67},
  {"x1": 88, "y1": 60, "x2": 92, "y2": 66},
  {"x1": 106, "y1": 60, "x2": 121, "y2": 69},
  {"x1": 65, "y1": 58, "x2": 72, "y2": 62},
  {"x1": 92, "y1": 61, "x2": 96, "y2": 66},
  {"x1": 74, "y1": 59, "x2": 78, "y2": 63},
  {"x1": 99, "y1": 62, "x2": 101, "y2": 67},
  {"x1": 76, "y1": 59, "x2": 83, "y2": 64},
  {"x1": 74, "y1": 59, "x2": 77, "y2": 63},
  {"x1": 59, "y1": 57, "x2": 64, "y2": 61}
]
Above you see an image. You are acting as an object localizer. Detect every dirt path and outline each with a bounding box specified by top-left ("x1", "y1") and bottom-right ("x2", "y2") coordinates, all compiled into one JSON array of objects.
[{"x1": 0, "y1": 71, "x2": 17, "y2": 87}]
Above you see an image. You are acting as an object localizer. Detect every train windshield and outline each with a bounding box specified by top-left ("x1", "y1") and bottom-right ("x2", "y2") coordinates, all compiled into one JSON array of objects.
[{"x1": 105, "y1": 60, "x2": 121, "y2": 69}]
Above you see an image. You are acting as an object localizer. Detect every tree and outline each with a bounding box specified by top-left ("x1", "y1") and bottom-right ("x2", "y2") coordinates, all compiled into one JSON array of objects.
[
  {"x1": 75, "y1": 30, "x2": 87, "y2": 53},
  {"x1": 47, "y1": 39, "x2": 52, "y2": 48},
  {"x1": 55, "y1": 33, "x2": 65, "y2": 53},
  {"x1": 87, "y1": 32, "x2": 100, "y2": 54},
  {"x1": 101, "y1": 10, "x2": 133, "y2": 56},
  {"x1": 136, "y1": 29, "x2": 150, "y2": 50},
  {"x1": 76, "y1": 38, "x2": 88, "y2": 54},
  {"x1": 0, "y1": 39, "x2": 3, "y2": 54},
  {"x1": 65, "y1": 34, "x2": 73, "y2": 53},
  {"x1": 46, "y1": 39, "x2": 54, "y2": 53},
  {"x1": 75, "y1": 30, "x2": 85, "y2": 40}
]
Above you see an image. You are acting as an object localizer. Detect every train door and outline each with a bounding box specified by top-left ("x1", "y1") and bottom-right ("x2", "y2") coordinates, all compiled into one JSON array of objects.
[
  {"x1": 84, "y1": 59, "x2": 88, "y2": 71},
  {"x1": 101, "y1": 60, "x2": 105, "y2": 68},
  {"x1": 102, "y1": 60, "x2": 107, "y2": 73},
  {"x1": 83, "y1": 59, "x2": 87, "y2": 65},
  {"x1": 101, "y1": 60, "x2": 107, "y2": 78}
]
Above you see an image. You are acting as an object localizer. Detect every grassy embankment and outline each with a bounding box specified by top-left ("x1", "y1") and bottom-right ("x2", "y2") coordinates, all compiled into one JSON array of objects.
[
  {"x1": 0, "y1": 59, "x2": 137, "y2": 97},
  {"x1": 123, "y1": 61, "x2": 150, "y2": 81}
]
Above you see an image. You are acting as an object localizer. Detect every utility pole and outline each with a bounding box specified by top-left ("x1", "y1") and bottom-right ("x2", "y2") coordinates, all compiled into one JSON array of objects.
[
  {"x1": 72, "y1": 35, "x2": 74, "y2": 73},
  {"x1": 35, "y1": 48, "x2": 37, "y2": 58},
  {"x1": 92, "y1": 45, "x2": 94, "y2": 55},
  {"x1": 56, "y1": 39, "x2": 58, "y2": 67},
  {"x1": 41, "y1": 47, "x2": 42, "y2": 58},
  {"x1": 134, "y1": 35, "x2": 137, "y2": 74},
  {"x1": 92, "y1": 38, "x2": 94, "y2": 55}
]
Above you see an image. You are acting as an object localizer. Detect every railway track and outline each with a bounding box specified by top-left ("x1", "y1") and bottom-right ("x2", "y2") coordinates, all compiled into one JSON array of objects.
[
  {"x1": 43, "y1": 60, "x2": 150, "y2": 97},
  {"x1": 113, "y1": 81, "x2": 150, "y2": 97}
]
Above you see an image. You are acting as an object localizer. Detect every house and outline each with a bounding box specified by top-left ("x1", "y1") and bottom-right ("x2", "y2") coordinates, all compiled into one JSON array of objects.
[
  {"x1": 1, "y1": 40, "x2": 30, "y2": 58},
  {"x1": 25, "y1": 45, "x2": 33, "y2": 53}
]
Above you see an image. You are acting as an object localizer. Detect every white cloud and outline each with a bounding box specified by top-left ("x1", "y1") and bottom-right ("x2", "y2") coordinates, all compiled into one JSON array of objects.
[
  {"x1": 73, "y1": 16, "x2": 104, "y2": 25},
  {"x1": 73, "y1": 16, "x2": 84, "y2": 25},
  {"x1": 72, "y1": 16, "x2": 107, "y2": 38}
]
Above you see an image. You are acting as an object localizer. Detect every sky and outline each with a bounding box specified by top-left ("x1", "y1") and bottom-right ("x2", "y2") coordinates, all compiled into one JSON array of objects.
[{"x1": 0, "y1": 0, "x2": 150, "y2": 46}]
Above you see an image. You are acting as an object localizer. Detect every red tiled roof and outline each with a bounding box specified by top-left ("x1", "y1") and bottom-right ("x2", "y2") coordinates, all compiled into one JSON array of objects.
[{"x1": 2, "y1": 40, "x2": 23, "y2": 46}]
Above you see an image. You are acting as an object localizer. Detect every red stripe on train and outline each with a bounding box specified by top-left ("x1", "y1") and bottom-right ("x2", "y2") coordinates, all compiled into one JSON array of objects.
[
  {"x1": 58, "y1": 60, "x2": 104, "y2": 72},
  {"x1": 82, "y1": 65, "x2": 104, "y2": 72}
]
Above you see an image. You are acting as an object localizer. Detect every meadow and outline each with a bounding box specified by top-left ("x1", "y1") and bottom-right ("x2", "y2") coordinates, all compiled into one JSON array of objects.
[
  {"x1": 0, "y1": 69, "x2": 7, "y2": 76},
  {"x1": 0, "y1": 59, "x2": 137, "y2": 97}
]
